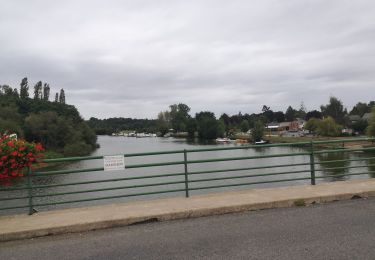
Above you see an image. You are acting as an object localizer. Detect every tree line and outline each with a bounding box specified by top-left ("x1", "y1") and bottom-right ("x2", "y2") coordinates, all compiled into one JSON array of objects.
[
  {"x1": 0, "y1": 78, "x2": 97, "y2": 157},
  {"x1": 157, "y1": 97, "x2": 375, "y2": 140},
  {"x1": 87, "y1": 117, "x2": 158, "y2": 135}
]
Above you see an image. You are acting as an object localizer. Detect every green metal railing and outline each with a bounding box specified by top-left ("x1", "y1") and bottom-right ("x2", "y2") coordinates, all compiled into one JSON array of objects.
[{"x1": 1, "y1": 137, "x2": 375, "y2": 215}]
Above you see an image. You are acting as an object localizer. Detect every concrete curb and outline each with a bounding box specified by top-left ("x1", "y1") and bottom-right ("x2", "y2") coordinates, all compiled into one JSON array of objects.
[{"x1": 1, "y1": 179, "x2": 375, "y2": 242}]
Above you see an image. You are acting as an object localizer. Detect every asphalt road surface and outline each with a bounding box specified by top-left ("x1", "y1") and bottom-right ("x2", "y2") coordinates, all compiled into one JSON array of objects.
[{"x1": 1, "y1": 198, "x2": 375, "y2": 260}]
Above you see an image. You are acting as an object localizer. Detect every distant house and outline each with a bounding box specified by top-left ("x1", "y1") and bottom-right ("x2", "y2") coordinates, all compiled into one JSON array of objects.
[
  {"x1": 362, "y1": 113, "x2": 371, "y2": 122},
  {"x1": 266, "y1": 120, "x2": 304, "y2": 136},
  {"x1": 349, "y1": 115, "x2": 361, "y2": 124}
]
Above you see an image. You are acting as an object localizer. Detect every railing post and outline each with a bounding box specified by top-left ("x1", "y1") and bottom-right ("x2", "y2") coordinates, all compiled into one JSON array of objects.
[
  {"x1": 183, "y1": 149, "x2": 189, "y2": 198},
  {"x1": 309, "y1": 141, "x2": 316, "y2": 185},
  {"x1": 26, "y1": 167, "x2": 34, "y2": 215}
]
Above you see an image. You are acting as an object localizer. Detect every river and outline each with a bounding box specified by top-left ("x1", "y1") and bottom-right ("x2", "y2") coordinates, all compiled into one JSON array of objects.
[{"x1": 1, "y1": 136, "x2": 374, "y2": 215}]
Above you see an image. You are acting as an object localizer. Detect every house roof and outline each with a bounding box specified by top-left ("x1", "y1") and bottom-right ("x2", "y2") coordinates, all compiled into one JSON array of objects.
[
  {"x1": 362, "y1": 113, "x2": 371, "y2": 121},
  {"x1": 349, "y1": 115, "x2": 361, "y2": 121}
]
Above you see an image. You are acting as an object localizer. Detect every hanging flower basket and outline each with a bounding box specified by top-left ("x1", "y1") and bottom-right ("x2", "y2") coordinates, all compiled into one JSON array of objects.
[{"x1": 0, "y1": 134, "x2": 44, "y2": 180}]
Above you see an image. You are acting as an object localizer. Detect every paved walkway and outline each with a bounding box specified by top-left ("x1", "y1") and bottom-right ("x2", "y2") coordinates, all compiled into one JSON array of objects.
[{"x1": 1, "y1": 179, "x2": 375, "y2": 242}]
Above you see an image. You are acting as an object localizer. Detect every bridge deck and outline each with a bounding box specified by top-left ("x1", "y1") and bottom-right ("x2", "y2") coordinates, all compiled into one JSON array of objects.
[{"x1": 1, "y1": 178, "x2": 375, "y2": 242}]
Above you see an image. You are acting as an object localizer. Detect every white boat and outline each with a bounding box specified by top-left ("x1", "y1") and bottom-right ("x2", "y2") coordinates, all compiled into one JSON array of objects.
[
  {"x1": 216, "y1": 138, "x2": 232, "y2": 144},
  {"x1": 254, "y1": 139, "x2": 269, "y2": 145}
]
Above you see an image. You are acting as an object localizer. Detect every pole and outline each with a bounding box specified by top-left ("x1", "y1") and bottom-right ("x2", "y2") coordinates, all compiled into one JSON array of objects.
[
  {"x1": 183, "y1": 149, "x2": 189, "y2": 197},
  {"x1": 26, "y1": 167, "x2": 34, "y2": 215},
  {"x1": 309, "y1": 141, "x2": 316, "y2": 185}
]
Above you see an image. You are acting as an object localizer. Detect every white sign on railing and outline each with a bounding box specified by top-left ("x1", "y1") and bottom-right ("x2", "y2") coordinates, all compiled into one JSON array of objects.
[{"x1": 103, "y1": 155, "x2": 125, "y2": 171}]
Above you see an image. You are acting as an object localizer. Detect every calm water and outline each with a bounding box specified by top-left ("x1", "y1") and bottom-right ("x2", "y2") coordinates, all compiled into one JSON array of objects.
[{"x1": 1, "y1": 136, "x2": 374, "y2": 215}]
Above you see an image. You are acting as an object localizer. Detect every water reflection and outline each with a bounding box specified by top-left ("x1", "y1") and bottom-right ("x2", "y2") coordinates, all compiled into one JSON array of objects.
[
  {"x1": 365, "y1": 151, "x2": 375, "y2": 178},
  {"x1": 316, "y1": 152, "x2": 350, "y2": 181}
]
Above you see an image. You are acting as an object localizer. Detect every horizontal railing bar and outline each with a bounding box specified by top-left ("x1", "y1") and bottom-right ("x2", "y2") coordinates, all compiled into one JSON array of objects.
[
  {"x1": 189, "y1": 169, "x2": 311, "y2": 183},
  {"x1": 124, "y1": 150, "x2": 185, "y2": 157},
  {"x1": 189, "y1": 177, "x2": 311, "y2": 191},
  {"x1": 187, "y1": 152, "x2": 311, "y2": 164},
  {"x1": 312, "y1": 138, "x2": 374, "y2": 145},
  {"x1": 33, "y1": 188, "x2": 186, "y2": 207},
  {"x1": 0, "y1": 204, "x2": 29, "y2": 211},
  {"x1": 33, "y1": 167, "x2": 104, "y2": 176},
  {"x1": 185, "y1": 142, "x2": 311, "y2": 152},
  {"x1": 126, "y1": 161, "x2": 185, "y2": 169},
  {"x1": 315, "y1": 171, "x2": 375, "y2": 179},
  {"x1": 32, "y1": 172, "x2": 186, "y2": 189},
  {"x1": 314, "y1": 147, "x2": 375, "y2": 154},
  {"x1": 315, "y1": 164, "x2": 375, "y2": 172},
  {"x1": 0, "y1": 186, "x2": 29, "y2": 192},
  {"x1": 317, "y1": 157, "x2": 375, "y2": 165},
  {"x1": 189, "y1": 162, "x2": 310, "y2": 176},
  {"x1": 0, "y1": 195, "x2": 30, "y2": 201},
  {"x1": 43, "y1": 155, "x2": 103, "y2": 163},
  {"x1": 33, "y1": 180, "x2": 186, "y2": 198}
]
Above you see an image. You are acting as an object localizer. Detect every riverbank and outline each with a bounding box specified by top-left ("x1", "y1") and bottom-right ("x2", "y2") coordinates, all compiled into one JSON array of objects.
[{"x1": 265, "y1": 136, "x2": 374, "y2": 149}]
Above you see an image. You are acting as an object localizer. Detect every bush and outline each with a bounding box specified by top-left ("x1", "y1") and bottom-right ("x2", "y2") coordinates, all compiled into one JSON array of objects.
[
  {"x1": 251, "y1": 121, "x2": 264, "y2": 142},
  {"x1": 0, "y1": 135, "x2": 44, "y2": 179},
  {"x1": 367, "y1": 107, "x2": 375, "y2": 137}
]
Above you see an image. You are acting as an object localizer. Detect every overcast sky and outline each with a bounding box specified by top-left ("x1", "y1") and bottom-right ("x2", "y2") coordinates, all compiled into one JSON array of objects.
[{"x1": 0, "y1": 0, "x2": 374, "y2": 119}]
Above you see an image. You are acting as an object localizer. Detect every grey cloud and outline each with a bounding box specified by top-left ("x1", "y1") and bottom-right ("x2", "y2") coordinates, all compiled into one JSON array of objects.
[{"x1": 0, "y1": 0, "x2": 374, "y2": 119}]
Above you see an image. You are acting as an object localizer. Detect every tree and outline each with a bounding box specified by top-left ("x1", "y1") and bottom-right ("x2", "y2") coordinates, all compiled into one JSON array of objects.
[
  {"x1": 352, "y1": 120, "x2": 368, "y2": 134},
  {"x1": 251, "y1": 120, "x2": 264, "y2": 142},
  {"x1": 195, "y1": 111, "x2": 218, "y2": 139},
  {"x1": 217, "y1": 119, "x2": 225, "y2": 138},
  {"x1": 240, "y1": 120, "x2": 250, "y2": 132},
  {"x1": 316, "y1": 117, "x2": 342, "y2": 137},
  {"x1": 305, "y1": 118, "x2": 321, "y2": 133},
  {"x1": 43, "y1": 83, "x2": 50, "y2": 101},
  {"x1": 350, "y1": 102, "x2": 371, "y2": 117},
  {"x1": 20, "y1": 77, "x2": 29, "y2": 99},
  {"x1": 285, "y1": 106, "x2": 297, "y2": 121},
  {"x1": 306, "y1": 110, "x2": 323, "y2": 121},
  {"x1": 186, "y1": 118, "x2": 197, "y2": 138},
  {"x1": 366, "y1": 107, "x2": 375, "y2": 137},
  {"x1": 33, "y1": 81, "x2": 42, "y2": 100},
  {"x1": 262, "y1": 105, "x2": 270, "y2": 112},
  {"x1": 157, "y1": 111, "x2": 171, "y2": 136},
  {"x1": 168, "y1": 103, "x2": 191, "y2": 132},
  {"x1": 54, "y1": 92, "x2": 59, "y2": 102},
  {"x1": 320, "y1": 96, "x2": 347, "y2": 125},
  {"x1": 59, "y1": 89, "x2": 65, "y2": 104},
  {"x1": 262, "y1": 110, "x2": 274, "y2": 123},
  {"x1": 296, "y1": 102, "x2": 306, "y2": 119},
  {"x1": 273, "y1": 111, "x2": 285, "y2": 122}
]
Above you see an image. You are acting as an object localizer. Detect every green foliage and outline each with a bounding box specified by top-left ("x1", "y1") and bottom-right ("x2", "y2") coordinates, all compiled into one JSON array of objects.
[
  {"x1": 217, "y1": 119, "x2": 225, "y2": 138},
  {"x1": 20, "y1": 78, "x2": 29, "y2": 99},
  {"x1": 0, "y1": 80, "x2": 97, "y2": 157},
  {"x1": 320, "y1": 96, "x2": 347, "y2": 125},
  {"x1": 59, "y1": 89, "x2": 65, "y2": 104},
  {"x1": 317, "y1": 117, "x2": 342, "y2": 137},
  {"x1": 87, "y1": 117, "x2": 158, "y2": 135},
  {"x1": 196, "y1": 111, "x2": 219, "y2": 139},
  {"x1": 350, "y1": 102, "x2": 373, "y2": 117},
  {"x1": 251, "y1": 120, "x2": 264, "y2": 142},
  {"x1": 186, "y1": 118, "x2": 197, "y2": 138},
  {"x1": 33, "y1": 81, "x2": 42, "y2": 100},
  {"x1": 157, "y1": 111, "x2": 170, "y2": 136},
  {"x1": 366, "y1": 107, "x2": 375, "y2": 137},
  {"x1": 240, "y1": 120, "x2": 250, "y2": 132},
  {"x1": 285, "y1": 106, "x2": 297, "y2": 121},
  {"x1": 169, "y1": 103, "x2": 191, "y2": 132},
  {"x1": 305, "y1": 118, "x2": 320, "y2": 133},
  {"x1": 352, "y1": 119, "x2": 368, "y2": 134}
]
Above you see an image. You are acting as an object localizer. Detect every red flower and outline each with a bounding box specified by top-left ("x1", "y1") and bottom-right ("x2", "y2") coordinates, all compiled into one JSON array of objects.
[{"x1": 1, "y1": 156, "x2": 7, "y2": 161}]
